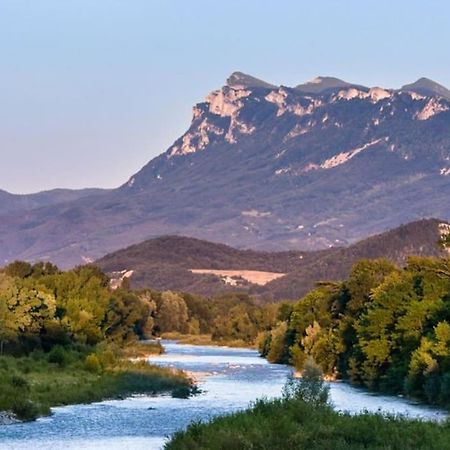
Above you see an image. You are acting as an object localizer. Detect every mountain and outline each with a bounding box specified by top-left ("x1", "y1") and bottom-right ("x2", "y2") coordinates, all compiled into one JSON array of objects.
[
  {"x1": 0, "y1": 188, "x2": 106, "y2": 214},
  {"x1": 295, "y1": 76, "x2": 367, "y2": 94},
  {"x1": 96, "y1": 219, "x2": 449, "y2": 300},
  {"x1": 226, "y1": 71, "x2": 276, "y2": 89},
  {"x1": 1, "y1": 72, "x2": 450, "y2": 267},
  {"x1": 401, "y1": 77, "x2": 450, "y2": 100}
]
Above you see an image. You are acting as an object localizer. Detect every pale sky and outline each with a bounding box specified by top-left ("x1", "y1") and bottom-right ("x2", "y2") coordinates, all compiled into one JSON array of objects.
[{"x1": 1, "y1": 0, "x2": 449, "y2": 193}]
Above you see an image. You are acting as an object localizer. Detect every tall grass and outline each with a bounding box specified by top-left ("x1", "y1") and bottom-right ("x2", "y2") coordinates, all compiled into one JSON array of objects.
[
  {"x1": 166, "y1": 397, "x2": 450, "y2": 450},
  {"x1": 0, "y1": 346, "x2": 191, "y2": 422},
  {"x1": 166, "y1": 358, "x2": 450, "y2": 450}
]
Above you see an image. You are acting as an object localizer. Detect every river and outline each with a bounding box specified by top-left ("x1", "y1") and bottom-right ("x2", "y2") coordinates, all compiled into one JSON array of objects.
[{"x1": 0, "y1": 341, "x2": 447, "y2": 449}]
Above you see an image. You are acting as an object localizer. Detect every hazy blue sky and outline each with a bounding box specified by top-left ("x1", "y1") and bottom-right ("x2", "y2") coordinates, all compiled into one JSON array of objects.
[{"x1": 1, "y1": 0, "x2": 449, "y2": 193}]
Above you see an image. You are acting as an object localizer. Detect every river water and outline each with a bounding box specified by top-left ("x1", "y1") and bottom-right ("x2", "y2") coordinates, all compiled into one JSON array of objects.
[{"x1": 0, "y1": 341, "x2": 447, "y2": 449}]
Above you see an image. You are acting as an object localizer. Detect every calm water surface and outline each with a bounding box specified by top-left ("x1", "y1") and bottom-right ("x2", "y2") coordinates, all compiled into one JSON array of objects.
[{"x1": 0, "y1": 340, "x2": 447, "y2": 449}]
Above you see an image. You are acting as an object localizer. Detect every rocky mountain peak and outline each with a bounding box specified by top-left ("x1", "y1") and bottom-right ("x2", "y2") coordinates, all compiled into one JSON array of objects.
[
  {"x1": 295, "y1": 76, "x2": 367, "y2": 94},
  {"x1": 149, "y1": 73, "x2": 450, "y2": 162},
  {"x1": 226, "y1": 71, "x2": 276, "y2": 90},
  {"x1": 401, "y1": 77, "x2": 450, "y2": 100}
]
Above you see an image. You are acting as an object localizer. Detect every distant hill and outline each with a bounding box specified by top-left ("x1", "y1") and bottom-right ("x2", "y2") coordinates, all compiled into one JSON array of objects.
[
  {"x1": 96, "y1": 218, "x2": 448, "y2": 300},
  {"x1": 0, "y1": 187, "x2": 106, "y2": 214}
]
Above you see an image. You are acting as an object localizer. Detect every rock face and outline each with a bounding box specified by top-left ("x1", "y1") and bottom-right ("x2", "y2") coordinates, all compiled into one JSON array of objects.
[{"x1": 1, "y1": 73, "x2": 450, "y2": 267}]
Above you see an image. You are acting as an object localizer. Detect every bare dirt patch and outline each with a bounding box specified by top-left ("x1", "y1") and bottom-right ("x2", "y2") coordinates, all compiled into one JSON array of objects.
[{"x1": 190, "y1": 269, "x2": 285, "y2": 286}]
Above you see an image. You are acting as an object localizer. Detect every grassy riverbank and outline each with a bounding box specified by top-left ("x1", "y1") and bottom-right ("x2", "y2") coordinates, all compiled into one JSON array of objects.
[
  {"x1": 166, "y1": 360, "x2": 450, "y2": 450},
  {"x1": 160, "y1": 332, "x2": 252, "y2": 348},
  {"x1": 120, "y1": 340, "x2": 165, "y2": 358},
  {"x1": 0, "y1": 344, "x2": 192, "y2": 422},
  {"x1": 166, "y1": 396, "x2": 450, "y2": 450}
]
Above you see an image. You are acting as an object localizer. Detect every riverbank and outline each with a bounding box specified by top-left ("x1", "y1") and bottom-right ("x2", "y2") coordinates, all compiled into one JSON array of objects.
[
  {"x1": 160, "y1": 332, "x2": 254, "y2": 349},
  {"x1": 165, "y1": 396, "x2": 450, "y2": 449},
  {"x1": 121, "y1": 340, "x2": 165, "y2": 358},
  {"x1": 0, "y1": 343, "x2": 193, "y2": 424}
]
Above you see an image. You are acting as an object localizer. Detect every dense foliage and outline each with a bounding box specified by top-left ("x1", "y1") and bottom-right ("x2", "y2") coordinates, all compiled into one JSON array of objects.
[
  {"x1": 147, "y1": 291, "x2": 283, "y2": 346},
  {"x1": 260, "y1": 257, "x2": 450, "y2": 408},
  {"x1": 0, "y1": 261, "x2": 152, "y2": 355},
  {"x1": 0, "y1": 259, "x2": 281, "y2": 354}
]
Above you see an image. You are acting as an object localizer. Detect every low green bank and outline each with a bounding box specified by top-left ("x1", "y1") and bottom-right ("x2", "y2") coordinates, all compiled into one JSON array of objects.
[
  {"x1": 0, "y1": 345, "x2": 192, "y2": 422},
  {"x1": 160, "y1": 332, "x2": 252, "y2": 348},
  {"x1": 166, "y1": 397, "x2": 450, "y2": 450},
  {"x1": 166, "y1": 360, "x2": 450, "y2": 450}
]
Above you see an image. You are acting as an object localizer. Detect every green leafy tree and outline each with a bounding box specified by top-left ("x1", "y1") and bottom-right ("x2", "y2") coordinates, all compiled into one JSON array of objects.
[{"x1": 155, "y1": 291, "x2": 189, "y2": 333}]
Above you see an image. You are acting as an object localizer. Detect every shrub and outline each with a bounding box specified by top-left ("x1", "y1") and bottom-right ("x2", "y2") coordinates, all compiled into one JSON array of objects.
[
  {"x1": 282, "y1": 358, "x2": 329, "y2": 407},
  {"x1": 10, "y1": 374, "x2": 29, "y2": 390},
  {"x1": 48, "y1": 345, "x2": 67, "y2": 367},
  {"x1": 85, "y1": 354, "x2": 101, "y2": 373},
  {"x1": 11, "y1": 398, "x2": 39, "y2": 421},
  {"x1": 171, "y1": 385, "x2": 192, "y2": 398},
  {"x1": 439, "y1": 373, "x2": 450, "y2": 407}
]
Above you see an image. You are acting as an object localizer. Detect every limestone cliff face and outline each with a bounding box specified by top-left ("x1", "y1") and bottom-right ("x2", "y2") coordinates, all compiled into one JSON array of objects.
[
  {"x1": 1, "y1": 72, "x2": 450, "y2": 267},
  {"x1": 127, "y1": 72, "x2": 450, "y2": 195}
]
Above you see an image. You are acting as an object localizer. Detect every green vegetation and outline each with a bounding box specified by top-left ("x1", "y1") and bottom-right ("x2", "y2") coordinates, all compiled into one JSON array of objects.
[
  {"x1": 166, "y1": 395, "x2": 450, "y2": 449},
  {"x1": 148, "y1": 291, "x2": 284, "y2": 347},
  {"x1": 0, "y1": 261, "x2": 192, "y2": 421},
  {"x1": 97, "y1": 219, "x2": 445, "y2": 301},
  {"x1": 160, "y1": 332, "x2": 253, "y2": 348},
  {"x1": 260, "y1": 257, "x2": 450, "y2": 409},
  {"x1": 0, "y1": 346, "x2": 190, "y2": 421},
  {"x1": 166, "y1": 360, "x2": 450, "y2": 450},
  {"x1": 4, "y1": 253, "x2": 450, "y2": 429},
  {"x1": 0, "y1": 262, "x2": 154, "y2": 353}
]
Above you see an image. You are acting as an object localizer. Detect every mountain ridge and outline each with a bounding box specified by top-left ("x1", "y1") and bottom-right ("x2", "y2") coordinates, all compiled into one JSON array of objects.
[
  {"x1": 1, "y1": 73, "x2": 450, "y2": 267},
  {"x1": 0, "y1": 187, "x2": 107, "y2": 214}
]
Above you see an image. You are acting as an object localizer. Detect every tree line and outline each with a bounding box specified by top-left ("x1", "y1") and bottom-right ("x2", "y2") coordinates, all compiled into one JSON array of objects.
[
  {"x1": 259, "y1": 257, "x2": 450, "y2": 408},
  {"x1": 0, "y1": 261, "x2": 154, "y2": 354},
  {"x1": 0, "y1": 261, "x2": 283, "y2": 355}
]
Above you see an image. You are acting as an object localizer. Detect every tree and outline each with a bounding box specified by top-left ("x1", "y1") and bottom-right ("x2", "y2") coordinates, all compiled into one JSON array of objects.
[
  {"x1": 266, "y1": 321, "x2": 288, "y2": 363},
  {"x1": 0, "y1": 276, "x2": 56, "y2": 352},
  {"x1": 3, "y1": 261, "x2": 33, "y2": 279},
  {"x1": 282, "y1": 358, "x2": 329, "y2": 406},
  {"x1": 155, "y1": 291, "x2": 189, "y2": 333}
]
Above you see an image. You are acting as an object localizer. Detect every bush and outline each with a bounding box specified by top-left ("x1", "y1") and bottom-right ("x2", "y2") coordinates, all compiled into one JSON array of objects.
[
  {"x1": 48, "y1": 345, "x2": 67, "y2": 367},
  {"x1": 282, "y1": 358, "x2": 329, "y2": 407},
  {"x1": 439, "y1": 373, "x2": 450, "y2": 407},
  {"x1": 11, "y1": 399, "x2": 40, "y2": 421},
  {"x1": 10, "y1": 375, "x2": 29, "y2": 390},
  {"x1": 171, "y1": 385, "x2": 191, "y2": 398},
  {"x1": 85, "y1": 354, "x2": 101, "y2": 373}
]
